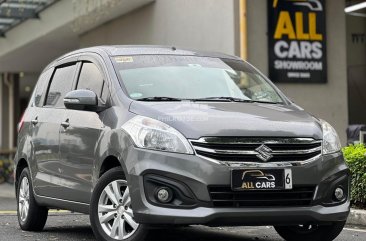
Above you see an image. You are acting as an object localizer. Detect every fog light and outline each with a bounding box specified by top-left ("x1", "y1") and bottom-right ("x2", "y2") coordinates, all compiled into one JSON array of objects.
[
  {"x1": 156, "y1": 187, "x2": 173, "y2": 203},
  {"x1": 334, "y1": 187, "x2": 345, "y2": 201}
]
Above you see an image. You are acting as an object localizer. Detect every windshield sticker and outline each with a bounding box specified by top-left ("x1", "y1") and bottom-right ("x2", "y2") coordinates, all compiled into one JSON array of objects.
[
  {"x1": 130, "y1": 92, "x2": 143, "y2": 98},
  {"x1": 115, "y1": 56, "x2": 134, "y2": 63}
]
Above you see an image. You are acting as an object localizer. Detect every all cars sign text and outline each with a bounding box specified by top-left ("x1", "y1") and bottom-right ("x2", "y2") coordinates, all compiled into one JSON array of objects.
[{"x1": 268, "y1": 0, "x2": 327, "y2": 83}]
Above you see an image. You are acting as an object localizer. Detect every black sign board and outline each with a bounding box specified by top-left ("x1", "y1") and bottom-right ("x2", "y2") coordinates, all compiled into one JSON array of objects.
[{"x1": 268, "y1": 0, "x2": 327, "y2": 83}]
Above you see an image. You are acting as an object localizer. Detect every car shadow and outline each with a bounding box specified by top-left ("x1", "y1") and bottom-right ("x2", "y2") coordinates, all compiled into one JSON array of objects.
[
  {"x1": 42, "y1": 225, "x2": 278, "y2": 241},
  {"x1": 148, "y1": 227, "x2": 276, "y2": 241},
  {"x1": 43, "y1": 226, "x2": 95, "y2": 240}
]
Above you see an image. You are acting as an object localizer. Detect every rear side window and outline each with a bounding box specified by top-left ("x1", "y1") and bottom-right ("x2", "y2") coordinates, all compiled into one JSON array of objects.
[
  {"x1": 45, "y1": 64, "x2": 77, "y2": 108},
  {"x1": 77, "y1": 62, "x2": 104, "y2": 97},
  {"x1": 34, "y1": 68, "x2": 53, "y2": 107}
]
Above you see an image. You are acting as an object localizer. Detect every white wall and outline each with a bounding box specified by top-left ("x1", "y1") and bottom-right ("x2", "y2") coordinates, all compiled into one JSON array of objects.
[
  {"x1": 80, "y1": 0, "x2": 236, "y2": 55},
  {"x1": 246, "y1": 0, "x2": 348, "y2": 144}
]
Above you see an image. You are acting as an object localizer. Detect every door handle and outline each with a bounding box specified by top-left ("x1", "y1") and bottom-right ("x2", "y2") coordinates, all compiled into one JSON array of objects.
[
  {"x1": 61, "y1": 119, "x2": 70, "y2": 128},
  {"x1": 31, "y1": 117, "x2": 38, "y2": 126}
]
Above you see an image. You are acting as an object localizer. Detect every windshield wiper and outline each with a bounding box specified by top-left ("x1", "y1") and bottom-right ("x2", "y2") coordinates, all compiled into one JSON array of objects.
[
  {"x1": 191, "y1": 97, "x2": 281, "y2": 104},
  {"x1": 135, "y1": 96, "x2": 185, "y2": 101},
  {"x1": 248, "y1": 100, "x2": 282, "y2": 104},
  {"x1": 191, "y1": 97, "x2": 251, "y2": 102},
  {"x1": 135, "y1": 96, "x2": 281, "y2": 104}
]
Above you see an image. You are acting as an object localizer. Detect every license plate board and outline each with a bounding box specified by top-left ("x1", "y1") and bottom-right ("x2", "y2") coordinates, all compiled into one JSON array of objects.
[{"x1": 231, "y1": 169, "x2": 293, "y2": 191}]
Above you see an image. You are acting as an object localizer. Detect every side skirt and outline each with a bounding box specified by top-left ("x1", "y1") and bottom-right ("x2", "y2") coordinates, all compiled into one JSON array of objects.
[{"x1": 34, "y1": 193, "x2": 90, "y2": 214}]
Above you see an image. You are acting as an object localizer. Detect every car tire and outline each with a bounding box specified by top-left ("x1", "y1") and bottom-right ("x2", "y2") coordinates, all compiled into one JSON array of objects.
[
  {"x1": 17, "y1": 168, "x2": 48, "y2": 231},
  {"x1": 274, "y1": 221, "x2": 346, "y2": 241},
  {"x1": 90, "y1": 167, "x2": 149, "y2": 241}
]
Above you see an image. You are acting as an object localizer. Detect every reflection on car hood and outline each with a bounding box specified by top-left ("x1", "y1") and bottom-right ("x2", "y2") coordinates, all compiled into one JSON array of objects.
[{"x1": 129, "y1": 101, "x2": 322, "y2": 140}]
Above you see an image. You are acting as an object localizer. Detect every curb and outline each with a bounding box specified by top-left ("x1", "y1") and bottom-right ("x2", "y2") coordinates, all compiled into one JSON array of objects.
[
  {"x1": 347, "y1": 209, "x2": 366, "y2": 227},
  {"x1": 0, "y1": 183, "x2": 15, "y2": 199}
]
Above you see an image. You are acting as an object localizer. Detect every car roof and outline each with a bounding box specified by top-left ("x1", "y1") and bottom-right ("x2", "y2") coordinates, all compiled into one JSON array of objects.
[
  {"x1": 66, "y1": 45, "x2": 240, "y2": 60},
  {"x1": 43, "y1": 45, "x2": 243, "y2": 72},
  {"x1": 102, "y1": 45, "x2": 241, "y2": 59}
]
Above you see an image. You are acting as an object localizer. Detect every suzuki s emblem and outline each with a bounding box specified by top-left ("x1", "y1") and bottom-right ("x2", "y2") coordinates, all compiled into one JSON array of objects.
[{"x1": 255, "y1": 144, "x2": 273, "y2": 162}]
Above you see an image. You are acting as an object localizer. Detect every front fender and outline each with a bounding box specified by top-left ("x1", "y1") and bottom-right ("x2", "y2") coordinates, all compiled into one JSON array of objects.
[{"x1": 93, "y1": 129, "x2": 134, "y2": 189}]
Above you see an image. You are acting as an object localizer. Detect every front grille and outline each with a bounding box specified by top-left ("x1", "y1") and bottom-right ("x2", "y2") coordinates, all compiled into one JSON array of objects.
[
  {"x1": 190, "y1": 137, "x2": 322, "y2": 164},
  {"x1": 209, "y1": 186, "x2": 316, "y2": 207}
]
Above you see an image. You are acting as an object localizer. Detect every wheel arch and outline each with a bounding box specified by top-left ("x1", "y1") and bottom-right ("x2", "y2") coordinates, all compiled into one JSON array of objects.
[
  {"x1": 15, "y1": 158, "x2": 29, "y2": 184},
  {"x1": 99, "y1": 155, "x2": 126, "y2": 178},
  {"x1": 94, "y1": 151, "x2": 129, "y2": 189}
]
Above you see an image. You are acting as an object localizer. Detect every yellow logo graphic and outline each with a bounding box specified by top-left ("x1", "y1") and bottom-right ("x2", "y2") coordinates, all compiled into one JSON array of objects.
[{"x1": 274, "y1": 11, "x2": 322, "y2": 40}]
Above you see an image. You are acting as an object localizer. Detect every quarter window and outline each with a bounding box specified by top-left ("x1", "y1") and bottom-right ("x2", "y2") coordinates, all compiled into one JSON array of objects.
[
  {"x1": 77, "y1": 62, "x2": 104, "y2": 97},
  {"x1": 45, "y1": 64, "x2": 77, "y2": 108},
  {"x1": 34, "y1": 68, "x2": 53, "y2": 107}
]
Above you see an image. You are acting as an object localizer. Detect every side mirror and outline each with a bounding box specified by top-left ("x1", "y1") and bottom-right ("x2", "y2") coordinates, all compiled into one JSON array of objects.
[{"x1": 64, "y1": 89, "x2": 98, "y2": 111}]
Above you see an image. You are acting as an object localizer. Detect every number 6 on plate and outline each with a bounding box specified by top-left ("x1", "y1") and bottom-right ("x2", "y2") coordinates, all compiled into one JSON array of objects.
[{"x1": 284, "y1": 169, "x2": 293, "y2": 189}]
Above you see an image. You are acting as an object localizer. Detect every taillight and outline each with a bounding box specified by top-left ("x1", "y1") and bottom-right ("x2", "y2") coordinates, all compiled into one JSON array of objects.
[{"x1": 18, "y1": 112, "x2": 25, "y2": 132}]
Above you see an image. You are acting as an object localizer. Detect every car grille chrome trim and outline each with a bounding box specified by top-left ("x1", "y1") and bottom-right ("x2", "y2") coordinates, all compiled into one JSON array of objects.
[
  {"x1": 190, "y1": 137, "x2": 321, "y2": 145},
  {"x1": 192, "y1": 145, "x2": 322, "y2": 155},
  {"x1": 189, "y1": 137, "x2": 322, "y2": 167},
  {"x1": 208, "y1": 185, "x2": 316, "y2": 207}
]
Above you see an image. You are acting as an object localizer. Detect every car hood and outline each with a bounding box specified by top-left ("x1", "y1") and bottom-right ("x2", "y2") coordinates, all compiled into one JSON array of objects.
[{"x1": 129, "y1": 101, "x2": 322, "y2": 140}]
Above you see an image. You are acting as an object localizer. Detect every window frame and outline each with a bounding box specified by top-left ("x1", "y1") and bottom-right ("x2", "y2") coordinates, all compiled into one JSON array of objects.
[{"x1": 43, "y1": 61, "x2": 79, "y2": 109}]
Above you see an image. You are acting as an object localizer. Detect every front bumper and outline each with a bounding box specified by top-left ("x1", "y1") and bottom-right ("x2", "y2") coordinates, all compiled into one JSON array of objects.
[
  {"x1": 124, "y1": 146, "x2": 350, "y2": 226},
  {"x1": 134, "y1": 202, "x2": 350, "y2": 226}
]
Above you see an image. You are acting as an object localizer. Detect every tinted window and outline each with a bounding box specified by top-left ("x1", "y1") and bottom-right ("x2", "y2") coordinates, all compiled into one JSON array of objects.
[
  {"x1": 77, "y1": 62, "x2": 104, "y2": 97},
  {"x1": 45, "y1": 64, "x2": 76, "y2": 108},
  {"x1": 34, "y1": 68, "x2": 53, "y2": 107}
]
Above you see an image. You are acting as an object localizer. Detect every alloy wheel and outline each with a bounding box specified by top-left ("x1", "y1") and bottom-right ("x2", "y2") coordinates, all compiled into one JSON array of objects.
[
  {"x1": 18, "y1": 176, "x2": 30, "y2": 222},
  {"x1": 98, "y1": 180, "x2": 139, "y2": 240}
]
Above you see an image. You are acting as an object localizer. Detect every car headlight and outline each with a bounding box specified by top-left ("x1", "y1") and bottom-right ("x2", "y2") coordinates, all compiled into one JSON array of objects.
[
  {"x1": 121, "y1": 115, "x2": 194, "y2": 154},
  {"x1": 321, "y1": 119, "x2": 341, "y2": 154}
]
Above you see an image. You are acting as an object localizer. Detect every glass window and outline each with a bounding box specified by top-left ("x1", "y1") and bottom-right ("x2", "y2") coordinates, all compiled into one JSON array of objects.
[
  {"x1": 45, "y1": 64, "x2": 76, "y2": 108},
  {"x1": 34, "y1": 68, "x2": 53, "y2": 107},
  {"x1": 113, "y1": 55, "x2": 284, "y2": 104},
  {"x1": 77, "y1": 62, "x2": 104, "y2": 97}
]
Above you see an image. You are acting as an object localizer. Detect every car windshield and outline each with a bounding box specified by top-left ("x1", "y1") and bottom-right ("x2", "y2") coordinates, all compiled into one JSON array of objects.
[{"x1": 112, "y1": 55, "x2": 284, "y2": 103}]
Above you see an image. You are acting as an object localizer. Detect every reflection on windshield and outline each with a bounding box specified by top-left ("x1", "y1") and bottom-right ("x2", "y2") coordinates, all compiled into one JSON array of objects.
[{"x1": 114, "y1": 55, "x2": 284, "y2": 103}]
